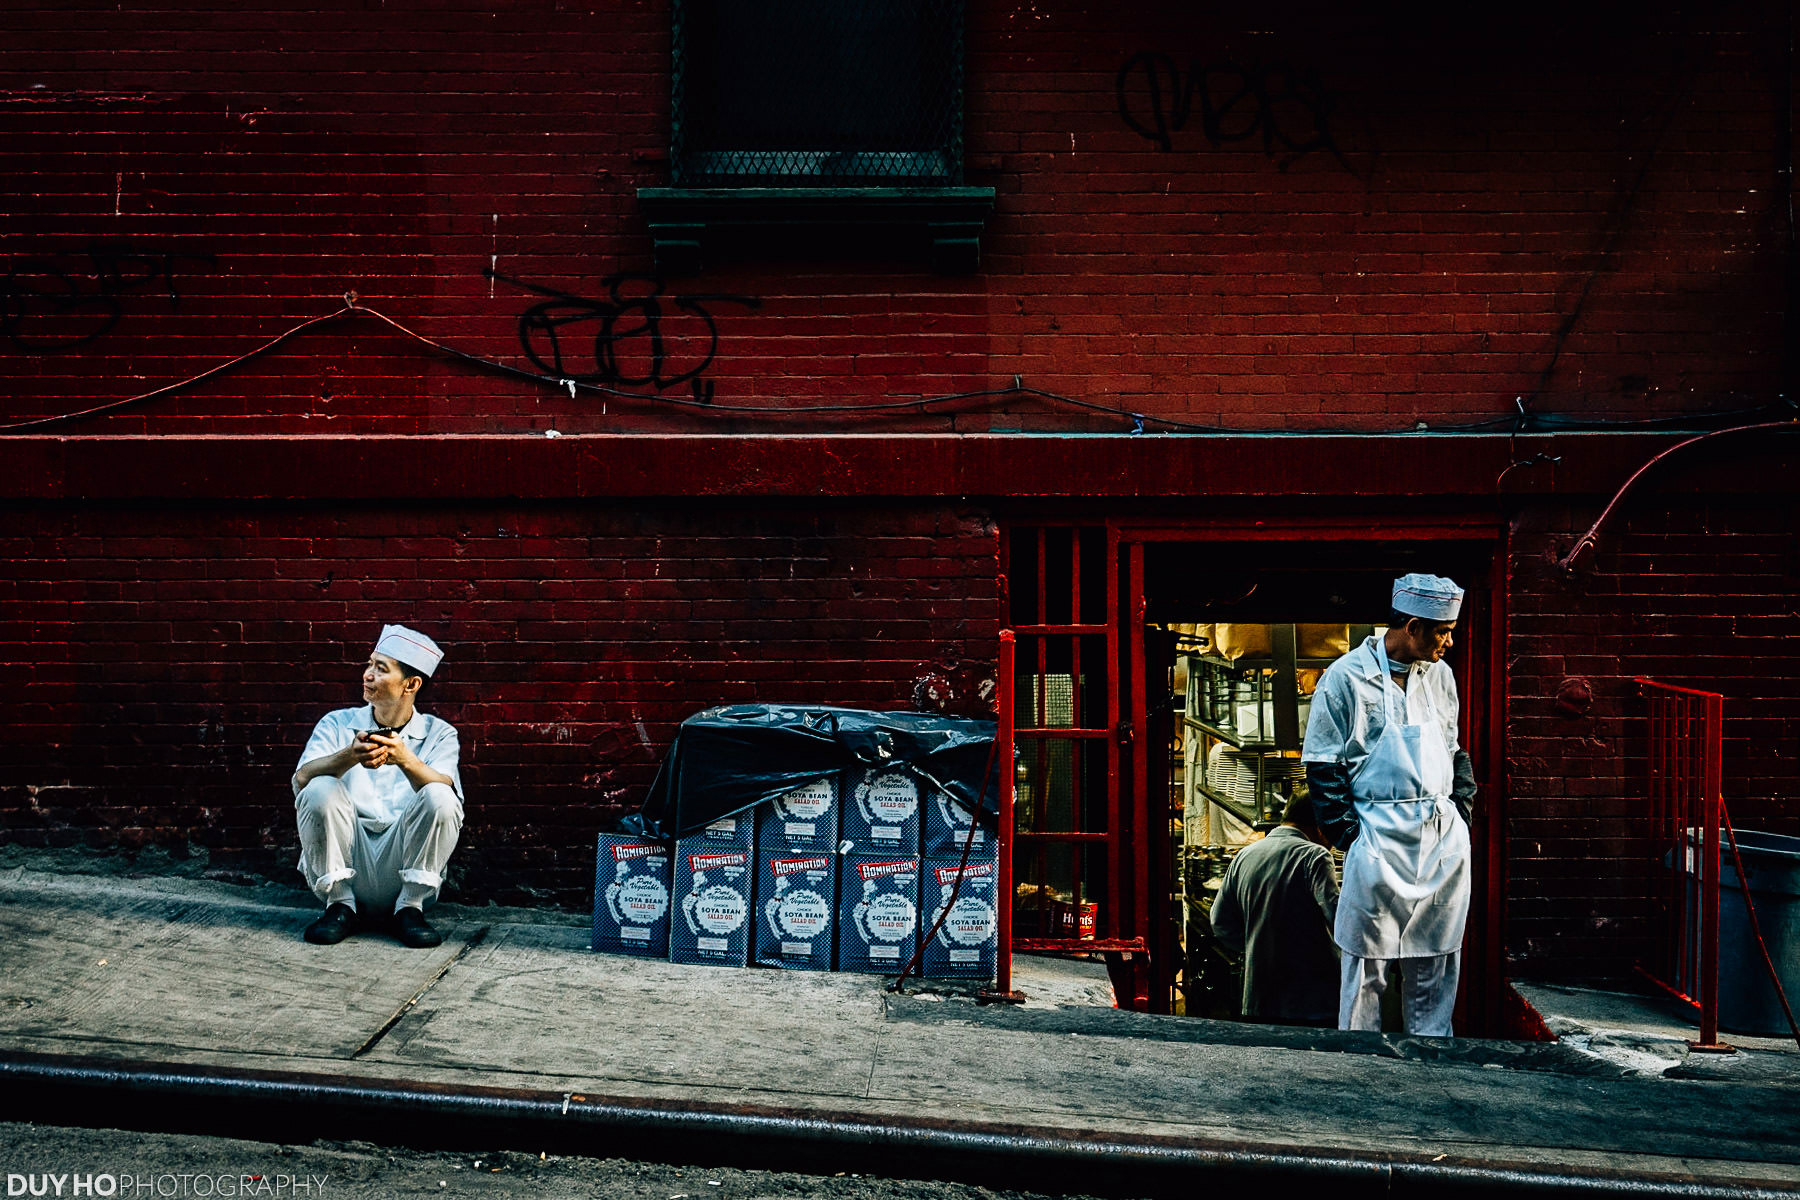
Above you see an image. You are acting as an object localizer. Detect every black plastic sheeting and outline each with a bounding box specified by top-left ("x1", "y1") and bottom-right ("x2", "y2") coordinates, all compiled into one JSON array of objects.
[{"x1": 621, "y1": 705, "x2": 1001, "y2": 842}]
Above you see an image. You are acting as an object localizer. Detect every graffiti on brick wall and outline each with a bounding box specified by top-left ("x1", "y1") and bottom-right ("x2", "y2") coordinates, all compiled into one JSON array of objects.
[
  {"x1": 1, "y1": 242, "x2": 217, "y2": 352},
  {"x1": 1116, "y1": 51, "x2": 1355, "y2": 174},
  {"x1": 488, "y1": 270, "x2": 760, "y2": 404}
]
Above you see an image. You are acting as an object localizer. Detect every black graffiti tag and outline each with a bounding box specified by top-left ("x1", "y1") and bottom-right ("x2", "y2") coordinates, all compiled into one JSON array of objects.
[
  {"x1": 487, "y1": 270, "x2": 760, "y2": 403},
  {"x1": 1116, "y1": 51, "x2": 1353, "y2": 174},
  {"x1": 1, "y1": 242, "x2": 217, "y2": 352}
]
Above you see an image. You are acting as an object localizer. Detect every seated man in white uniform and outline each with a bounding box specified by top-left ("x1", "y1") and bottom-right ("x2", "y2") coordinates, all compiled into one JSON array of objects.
[
  {"x1": 1302, "y1": 574, "x2": 1478, "y2": 1036},
  {"x1": 292, "y1": 625, "x2": 464, "y2": 948}
]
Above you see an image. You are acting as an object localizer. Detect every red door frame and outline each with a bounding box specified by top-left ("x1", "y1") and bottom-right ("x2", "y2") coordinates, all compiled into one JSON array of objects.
[
  {"x1": 1000, "y1": 513, "x2": 1509, "y2": 1029},
  {"x1": 998, "y1": 526, "x2": 1146, "y2": 971}
]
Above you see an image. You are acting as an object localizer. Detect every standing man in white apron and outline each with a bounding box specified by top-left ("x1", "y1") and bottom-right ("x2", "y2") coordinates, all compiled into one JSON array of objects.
[{"x1": 1302, "y1": 574, "x2": 1478, "y2": 1036}]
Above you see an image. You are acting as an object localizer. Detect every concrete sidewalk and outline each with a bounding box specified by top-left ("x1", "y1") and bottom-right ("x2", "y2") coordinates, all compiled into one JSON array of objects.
[{"x1": 2, "y1": 861, "x2": 1799, "y2": 1198}]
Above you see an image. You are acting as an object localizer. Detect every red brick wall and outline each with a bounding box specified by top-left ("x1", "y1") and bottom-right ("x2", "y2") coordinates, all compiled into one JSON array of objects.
[
  {"x1": 5, "y1": 0, "x2": 1795, "y2": 980},
  {"x1": 0, "y1": 502, "x2": 1000, "y2": 904},
  {"x1": 3, "y1": 1, "x2": 1787, "y2": 434},
  {"x1": 1506, "y1": 489, "x2": 1800, "y2": 982}
]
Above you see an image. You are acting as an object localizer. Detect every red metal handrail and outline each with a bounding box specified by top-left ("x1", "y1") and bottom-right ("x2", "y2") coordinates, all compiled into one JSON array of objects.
[
  {"x1": 1635, "y1": 678, "x2": 1727, "y2": 1050},
  {"x1": 997, "y1": 629, "x2": 1016, "y2": 996}
]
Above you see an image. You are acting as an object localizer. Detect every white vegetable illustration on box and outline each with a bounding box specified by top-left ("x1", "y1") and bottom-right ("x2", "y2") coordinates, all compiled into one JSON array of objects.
[
  {"x1": 931, "y1": 788, "x2": 984, "y2": 842},
  {"x1": 855, "y1": 769, "x2": 918, "y2": 830},
  {"x1": 931, "y1": 862, "x2": 996, "y2": 950},
  {"x1": 774, "y1": 779, "x2": 833, "y2": 822},
  {"x1": 933, "y1": 895, "x2": 994, "y2": 947},
  {"x1": 605, "y1": 857, "x2": 668, "y2": 929},
  {"x1": 682, "y1": 854, "x2": 747, "y2": 936},
  {"x1": 853, "y1": 872, "x2": 918, "y2": 947},
  {"x1": 764, "y1": 858, "x2": 831, "y2": 943}
]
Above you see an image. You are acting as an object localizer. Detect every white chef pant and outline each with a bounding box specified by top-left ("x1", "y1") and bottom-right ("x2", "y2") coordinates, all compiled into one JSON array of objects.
[
  {"x1": 1339, "y1": 951, "x2": 1459, "y2": 1036},
  {"x1": 296, "y1": 776, "x2": 462, "y2": 914}
]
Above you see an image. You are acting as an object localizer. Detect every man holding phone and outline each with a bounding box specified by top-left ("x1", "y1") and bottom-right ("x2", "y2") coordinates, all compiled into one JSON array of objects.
[{"x1": 292, "y1": 625, "x2": 463, "y2": 948}]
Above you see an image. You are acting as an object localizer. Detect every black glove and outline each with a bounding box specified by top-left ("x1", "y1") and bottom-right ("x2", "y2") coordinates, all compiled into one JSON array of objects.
[
  {"x1": 1452, "y1": 749, "x2": 1478, "y2": 825},
  {"x1": 1305, "y1": 761, "x2": 1357, "y2": 851}
]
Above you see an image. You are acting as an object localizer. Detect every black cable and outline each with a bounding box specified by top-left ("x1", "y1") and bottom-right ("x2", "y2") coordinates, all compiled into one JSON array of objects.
[
  {"x1": 888, "y1": 742, "x2": 1001, "y2": 997},
  {"x1": 3, "y1": 297, "x2": 1788, "y2": 439}
]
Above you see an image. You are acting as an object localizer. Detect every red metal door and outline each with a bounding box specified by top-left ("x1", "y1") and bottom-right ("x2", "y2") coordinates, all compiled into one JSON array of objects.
[{"x1": 998, "y1": 525, "x2": 1150, "y2": 1007}]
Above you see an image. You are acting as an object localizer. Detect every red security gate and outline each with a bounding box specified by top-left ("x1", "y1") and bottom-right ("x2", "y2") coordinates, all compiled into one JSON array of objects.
[
  {"x1": 997, "y1": 525, "x2": 1152, "y2": 1008},
  {"x1": 1635, "y1": 678, "x2": 1727, "y2": 1049}
]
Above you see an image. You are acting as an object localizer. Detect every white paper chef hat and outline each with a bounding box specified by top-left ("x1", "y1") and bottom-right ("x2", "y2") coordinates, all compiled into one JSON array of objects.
[
  {"x1": 1391, "y1": 573, "x2": 1464, "y2": 621},
  {"x1": 374, "y1": 624, "x2": 444, "y2": 676}
]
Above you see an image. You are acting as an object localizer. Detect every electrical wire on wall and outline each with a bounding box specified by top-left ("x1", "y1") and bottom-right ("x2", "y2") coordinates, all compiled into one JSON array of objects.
[
  {"x1": 1556, "y1": 419, "x2": 1800, "y2": 572},
  {"x1": 0, "y1": 294, "x2": 1792, "y2": 438}
]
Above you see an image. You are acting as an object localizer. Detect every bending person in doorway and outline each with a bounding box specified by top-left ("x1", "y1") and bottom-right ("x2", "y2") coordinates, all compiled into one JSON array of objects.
[
  {"x1": 1208, "y1": 789, "x2": 1340, "y2": 1027},
  {"x1": 1302, "y1": 574, "x2": 1478, "y2": 1036},
  {"x1": 292, "y1": 624, "x2": 463, "y2": 948}
]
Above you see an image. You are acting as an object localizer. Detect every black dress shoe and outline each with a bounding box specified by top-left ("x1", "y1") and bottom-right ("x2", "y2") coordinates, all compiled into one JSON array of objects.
[
  {"x1": 304, "y1": 902, "x2": 356, "y2": 945},
  {"x1": 394, "y1": 907, "x2": 442, "y2": 949}
]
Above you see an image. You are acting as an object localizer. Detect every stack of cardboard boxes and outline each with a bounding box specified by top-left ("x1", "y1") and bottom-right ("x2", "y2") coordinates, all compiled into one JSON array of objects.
[{"x1": 591, "y1": 765, "x2": 998, "y2": 978}]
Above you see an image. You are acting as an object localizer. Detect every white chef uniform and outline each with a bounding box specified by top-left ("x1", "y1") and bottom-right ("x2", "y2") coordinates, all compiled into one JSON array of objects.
[
  {"x1": 1303, "y1": 584, "x2": 1469, "y2": 1036},
  {"x1": 294, "y1": 706, "x2": 464, "y2": 914},
  {"x1": 293, "y1": 628, "x2": 464, "y2": 915}
]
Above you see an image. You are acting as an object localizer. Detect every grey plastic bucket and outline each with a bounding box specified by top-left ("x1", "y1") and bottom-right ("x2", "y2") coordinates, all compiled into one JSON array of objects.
[{"x1": 1713, "y1": 829, "x2": 1800, "y2": 1036}]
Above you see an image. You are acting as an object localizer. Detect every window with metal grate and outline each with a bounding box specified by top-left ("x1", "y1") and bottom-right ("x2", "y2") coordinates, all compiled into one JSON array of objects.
[{"x1": 671, "y1": 0, "x2": 965, "y2": 187}]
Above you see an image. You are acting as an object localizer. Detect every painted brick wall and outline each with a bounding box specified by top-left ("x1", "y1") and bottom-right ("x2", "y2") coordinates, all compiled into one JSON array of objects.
[
  {"x1": 3, "y1": 0, "x2": 1788, "y2": 435},
  {"x1": 5, "y1": 0, "x2": 1796, "y2": 983},
  {"x1": 0, "y1": 502, "x2": 1000, "y2": 904},
  {"x1": 1505, "y1": 491, "x2": 1800, "y2": 982}
]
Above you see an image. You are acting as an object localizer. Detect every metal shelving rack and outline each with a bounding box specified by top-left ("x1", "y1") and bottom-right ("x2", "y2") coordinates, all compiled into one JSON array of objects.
[
  {"x1": 1179, "y1": 623, "x2": 1372, "y2": 831},
  {"x1": 1171, "y1": 621, "x2": 1368, "y2": 1017}
]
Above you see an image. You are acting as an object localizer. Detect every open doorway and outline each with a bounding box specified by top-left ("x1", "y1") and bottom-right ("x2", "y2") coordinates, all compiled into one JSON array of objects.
[
  {"x1": 999, "y1": 521, "x2": 1505, "y2": 1032},
  {"x1": 1138, "y1": 536, "x2": 1502, "y2": 1029}
]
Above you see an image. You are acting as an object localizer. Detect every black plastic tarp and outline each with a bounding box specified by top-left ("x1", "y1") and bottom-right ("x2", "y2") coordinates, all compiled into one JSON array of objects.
[{"x1": 621, "y1": 704, "x2": 1001, "y2": 842}]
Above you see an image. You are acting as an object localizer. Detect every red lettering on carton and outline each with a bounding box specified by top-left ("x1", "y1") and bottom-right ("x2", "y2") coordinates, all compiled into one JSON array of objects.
[{"x1": 934, "y1": 861, "x2": 996, "y2": 885}]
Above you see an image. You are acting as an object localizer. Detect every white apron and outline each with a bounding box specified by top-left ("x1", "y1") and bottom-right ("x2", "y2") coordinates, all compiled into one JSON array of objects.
[{"x1": 1333, "y1": 639, "x2": 1470, "y2": 958}]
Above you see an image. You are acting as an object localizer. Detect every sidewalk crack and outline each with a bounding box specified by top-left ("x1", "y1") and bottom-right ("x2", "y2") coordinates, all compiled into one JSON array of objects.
[
  {"x1": 866, "y1": 996, "x2": 890, "y2": 1098},
  {"x1": 350, "y1": 926, "x2": 489, "y2": 1059}
]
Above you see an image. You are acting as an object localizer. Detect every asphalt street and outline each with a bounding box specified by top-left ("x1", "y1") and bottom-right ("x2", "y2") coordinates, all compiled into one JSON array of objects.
[{"x1": 0, "y1": 1123, "x2": 1091, "y2": 1200}]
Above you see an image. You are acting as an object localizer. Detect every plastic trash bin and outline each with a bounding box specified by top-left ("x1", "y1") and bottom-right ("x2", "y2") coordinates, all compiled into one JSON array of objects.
[{"x1": 1717, "y1": 829, "x2": 1800, "y2": 1036}]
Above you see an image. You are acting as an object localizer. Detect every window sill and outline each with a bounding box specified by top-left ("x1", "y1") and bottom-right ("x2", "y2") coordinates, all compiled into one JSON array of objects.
[{"x1": 636, "y1": 186, "x2": 997, "y2": 274}]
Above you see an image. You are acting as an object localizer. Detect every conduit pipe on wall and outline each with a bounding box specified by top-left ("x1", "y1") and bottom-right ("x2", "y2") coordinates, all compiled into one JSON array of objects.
[{"x1": 1556, "y1": 420, "x2": 1800, "y2": 573}]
